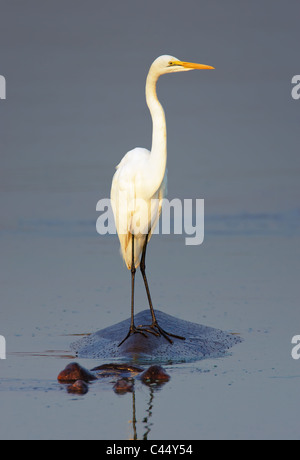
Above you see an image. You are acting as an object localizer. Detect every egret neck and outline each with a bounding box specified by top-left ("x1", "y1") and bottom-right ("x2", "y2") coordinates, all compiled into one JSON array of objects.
[{"x1": 143, "y1": 67, "x2": 167, "y2": 198}]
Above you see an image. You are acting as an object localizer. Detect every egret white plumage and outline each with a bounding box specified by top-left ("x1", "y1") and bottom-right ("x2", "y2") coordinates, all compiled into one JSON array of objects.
[{"x1": 110, "y1": 55, "x2": 214, "y2": 346}]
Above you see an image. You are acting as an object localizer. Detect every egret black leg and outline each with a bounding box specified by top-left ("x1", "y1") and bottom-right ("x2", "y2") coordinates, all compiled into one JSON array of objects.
[
  {"x1": 130, "y1": 236, "x2": 136, "y2": 330},
  {"x1": 139, "y1": 233, "x2": 186, "y2": 344},
  {"x1": 118, "y1": 234, "x2": 148, "y2": 347},
  {"x1": 140, "y1": 234, "x2": 156, "y2": 324}
]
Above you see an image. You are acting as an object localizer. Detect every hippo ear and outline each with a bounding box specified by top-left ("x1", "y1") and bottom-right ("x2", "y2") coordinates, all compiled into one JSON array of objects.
[
  {"x1": 113, "y1": 378, "x2": 134, "y2": 394},
  {"x1": 140, "y1": 365, "x2": 170, "y2": 385},
  {"x1": 67, "y1": 380, "x2": 89, "y2": 395},
  {"x1": 57, "y1": 362, "x2": 97, "y2": 383}
]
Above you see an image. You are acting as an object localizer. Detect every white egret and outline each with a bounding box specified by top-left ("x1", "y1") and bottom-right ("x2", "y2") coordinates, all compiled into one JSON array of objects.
[{"x1": 110, "y1": 55, "x2": 214, "y2": 346}]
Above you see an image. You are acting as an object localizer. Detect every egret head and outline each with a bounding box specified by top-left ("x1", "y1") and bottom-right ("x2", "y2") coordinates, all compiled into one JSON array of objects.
[{"x1": 151, "y1": 55, "x2": 214, "y2": 76}]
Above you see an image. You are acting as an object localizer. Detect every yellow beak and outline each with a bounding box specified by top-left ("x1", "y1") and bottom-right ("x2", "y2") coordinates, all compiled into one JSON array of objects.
[{"x1": 174, "y1": 60, "x2": 215, "y2": 70}]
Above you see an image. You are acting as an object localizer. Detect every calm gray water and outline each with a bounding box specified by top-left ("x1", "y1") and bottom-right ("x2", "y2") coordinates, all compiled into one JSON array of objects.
[{"x1": 0, "y1": 1, "x2": 300, "y2": 440}]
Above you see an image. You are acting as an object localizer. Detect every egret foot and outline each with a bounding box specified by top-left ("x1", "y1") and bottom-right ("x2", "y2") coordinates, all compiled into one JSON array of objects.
[
  {"x1": 118, "y1": 325, "x2": 159, "y2": 347},
  {"x1": 137, "y1": 321, "x2": 186, "y2": 344}
]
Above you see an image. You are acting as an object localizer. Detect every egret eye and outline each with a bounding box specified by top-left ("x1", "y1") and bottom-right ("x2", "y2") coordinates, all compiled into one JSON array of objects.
[{"x1": 168, "y1": 61, "x2": 173, "y2": 66}]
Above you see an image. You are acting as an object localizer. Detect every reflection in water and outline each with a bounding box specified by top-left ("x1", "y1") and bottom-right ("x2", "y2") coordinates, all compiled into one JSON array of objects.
[
  {"x1": 56, "y1": 361, "x2": 171, "y2": 438},
  {"x1": 142, "y1": 386, "x2": 154, "y2": 440},
  {"x1": 131, "y1": 391, "x2": 138, "y2": 440},
  {"x1": 130, "y1": 383, "x2": 164, "y2": 440}
]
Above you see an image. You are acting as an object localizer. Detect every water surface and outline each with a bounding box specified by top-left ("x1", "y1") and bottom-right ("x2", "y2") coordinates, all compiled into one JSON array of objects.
[{"x1": 1, "y1": 0, "x2": 300, "y2": 440}]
